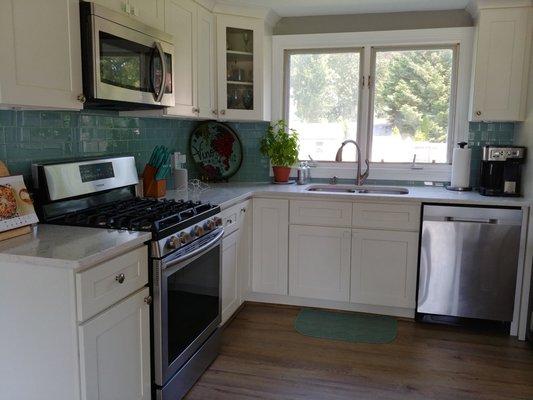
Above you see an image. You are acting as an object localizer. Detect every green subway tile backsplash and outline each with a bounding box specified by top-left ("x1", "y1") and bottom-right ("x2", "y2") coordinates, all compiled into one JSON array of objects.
[
  {"x1": 468, "y1": 121, "x2": 515, "y2": 186},
  {"x1": 0, "y1": 110, "x2": 270, "y2": 187}
]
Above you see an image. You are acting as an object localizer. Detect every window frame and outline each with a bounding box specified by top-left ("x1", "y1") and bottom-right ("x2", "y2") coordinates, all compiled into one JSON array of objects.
[{"x1": 272, "y1": 27, "x2": 475, "y2": 182}]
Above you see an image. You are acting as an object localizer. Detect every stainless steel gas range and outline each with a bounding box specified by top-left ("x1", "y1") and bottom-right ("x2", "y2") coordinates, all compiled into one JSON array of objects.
[{"x1": 32, "y1": 156, "x2": 223, "y2": 400}]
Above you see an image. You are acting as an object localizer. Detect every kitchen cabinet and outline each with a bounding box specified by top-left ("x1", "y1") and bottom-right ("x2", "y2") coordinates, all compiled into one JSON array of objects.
[
  {"x1": 222, "y1": 231, "x2": 240, "y2": 324},
  {"x1": 164, "y1": 0, "x2": 198, "y2": 117},
  {"x1": 197, "y1": 6, "x2": 217, "y2": 119},
  {"x1": 92, "y1": 0, "x2": 164, "y2": 30},
  {"x1": 79, "y1": 287, "x2": 151, "y2": 400},
  {"x1": 469, "y1": 6, "x2": 532, "y2": 121},
  {"x1": 0, "y1": 0, "x2": 83, "y2": 109},
  {"x1": 351, "y1": 229, "x2": 419, "y2": 308},
  {"x1": 252, "y1": 198, "x2": 289, "y2": 295},
  {"x1": 289, "y1": 225, "x2": 351, "y2": 302},
  {"x1": 216, "y1": 14, "x2": 269, "y2": 121}
]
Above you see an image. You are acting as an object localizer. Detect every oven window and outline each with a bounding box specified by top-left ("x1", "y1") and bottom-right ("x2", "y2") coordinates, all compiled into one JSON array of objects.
[
  {"x1": 166, "y1": 246, "x2": 220, "y2": 365},
  {"x1": 99, "y1": 32, "x2": 172, "y2": 94}
]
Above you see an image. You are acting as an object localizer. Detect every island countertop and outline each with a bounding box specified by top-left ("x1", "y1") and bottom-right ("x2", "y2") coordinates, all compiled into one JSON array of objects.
[{"x1": 0, "y1": 224, "x2": 151, "y2": 270}]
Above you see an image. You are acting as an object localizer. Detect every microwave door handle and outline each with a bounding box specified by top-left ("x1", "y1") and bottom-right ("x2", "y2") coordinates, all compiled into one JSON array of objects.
[{"x1": 153, "y1": 41, "x2": 167, "y2": 102}]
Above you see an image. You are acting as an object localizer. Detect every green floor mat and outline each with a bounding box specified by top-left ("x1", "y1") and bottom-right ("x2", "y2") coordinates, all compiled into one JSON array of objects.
[{"x1": 294, "y1": 308, "x2": 397, "y2": 344}]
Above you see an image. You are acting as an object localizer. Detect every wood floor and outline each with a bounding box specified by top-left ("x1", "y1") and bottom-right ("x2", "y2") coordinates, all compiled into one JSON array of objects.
[{"x1": 186, "y1": 303, "x2": 533, "y2": 400}]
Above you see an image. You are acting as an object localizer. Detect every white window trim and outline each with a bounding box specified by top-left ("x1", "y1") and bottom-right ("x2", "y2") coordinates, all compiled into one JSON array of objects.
[{"x1": 272, "y1": 27, "x2": 475, "y2": 182}]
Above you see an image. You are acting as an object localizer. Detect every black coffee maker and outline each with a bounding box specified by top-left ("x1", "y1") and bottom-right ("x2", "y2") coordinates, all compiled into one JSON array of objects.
[{"x1": 479, "y1": 145, "x2": 526, "y2": 196}]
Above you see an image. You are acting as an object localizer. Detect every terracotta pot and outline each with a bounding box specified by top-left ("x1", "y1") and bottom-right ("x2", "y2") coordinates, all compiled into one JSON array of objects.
[{"x1": 272, "y1": 166, "x2": 291, "y2": 182}]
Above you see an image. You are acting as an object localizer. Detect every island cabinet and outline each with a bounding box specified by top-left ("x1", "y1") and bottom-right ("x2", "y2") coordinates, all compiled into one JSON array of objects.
[
  {"x1": 469, "y1": 5, "x2": 532, "y2": 121},
  {"x1": 0, "y1": 245, "x2": 151, "y2": 400},
  {"x1": 0, "y1": 0, "x2": 83, "y2": 109}
]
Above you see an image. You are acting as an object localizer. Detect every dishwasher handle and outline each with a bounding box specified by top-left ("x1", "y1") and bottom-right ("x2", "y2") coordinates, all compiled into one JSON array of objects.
[{"x1": 444, "y1": 216, "x2": 498, "y2": 224}]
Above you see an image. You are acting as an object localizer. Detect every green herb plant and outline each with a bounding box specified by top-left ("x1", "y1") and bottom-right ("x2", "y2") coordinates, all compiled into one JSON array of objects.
[{"x1": 260, "y1": 120, "x2": 300, "y2": 167}]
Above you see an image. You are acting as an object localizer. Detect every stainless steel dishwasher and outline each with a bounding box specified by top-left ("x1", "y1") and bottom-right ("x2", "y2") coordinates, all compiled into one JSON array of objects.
[{"x1": 417, "y1": 205, "x2": 522, "y2": 322}]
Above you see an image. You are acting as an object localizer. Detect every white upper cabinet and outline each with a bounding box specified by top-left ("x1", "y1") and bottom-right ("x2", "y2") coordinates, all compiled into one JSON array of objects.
[
  {"x1": 0, "y1": 0, "x2": 83, "y2": 109},
  {"x1": 197, "y1": 6, "x2": 218, "y2": 119},
  {"x1": 470, "y1": 6, "x2": 533, "y2": 121},
  {"x1": 216, "y1": 14, "x2": 269, "y2": 121},
  {"x1": 164, "y1": 0, "x2": 198, "y2": 117},
  {"x1": 93, "y1": 0, "x2": 165, "y2": 30}
]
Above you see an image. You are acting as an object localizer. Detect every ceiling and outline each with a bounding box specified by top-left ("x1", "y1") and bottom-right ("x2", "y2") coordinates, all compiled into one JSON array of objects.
[{"x1": 217, "y1": 0, "x2": 471, "y2": 17}]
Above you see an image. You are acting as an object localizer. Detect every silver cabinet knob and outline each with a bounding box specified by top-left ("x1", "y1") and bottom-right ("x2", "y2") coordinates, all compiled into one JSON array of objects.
[
  {"x1": 476, "y1": 110, "x2": 482, "y2": 116},
  {"x1": 211, "y1": 109, "x2": 218, "y2": 116},
  {"x1": 219, "y1": 109, "x2": 226, "y2": 115},
  {"x1": 144, "y1": 295, "x2": 152, "y2": 305},
  {"x1": 192, "y1": 107, "x2": 199, "y2": 114},
  {"x1": 77, "y1": 94, "x2": 86, "y2": 103},
  {"x1": 115, "y1": 273, "x2": 125, "y2": 284}
]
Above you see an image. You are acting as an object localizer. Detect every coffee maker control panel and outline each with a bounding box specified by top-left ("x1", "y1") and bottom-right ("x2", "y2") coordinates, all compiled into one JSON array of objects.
[{"x1": 483, "y1": 146, "x2": 526, "y2": 161}]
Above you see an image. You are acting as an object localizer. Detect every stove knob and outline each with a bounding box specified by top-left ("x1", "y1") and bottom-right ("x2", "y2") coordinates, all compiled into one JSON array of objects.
[
  {"x1": 194, "y1": 225, "x2": 205, "y2": 236},
  {"x1": 167, "y1": 236, "x2": 180, "y2": 249},
  {"x1": 213, "y1": 217, "x2": 223, "y2": 227},
  {"x1": 179, "y1": 232, "x2": 191, "y2": 244},
  {"x1": 204, "y1": 220, "x2": 215, "y2": 231}
]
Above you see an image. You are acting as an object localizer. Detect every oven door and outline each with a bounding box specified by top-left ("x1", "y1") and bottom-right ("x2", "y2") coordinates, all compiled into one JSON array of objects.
[
  {"x1": 153, "y1": 228, "x2": 223, "y2": 386},
  {"x1": 90, "y1": 15, "x2": 174, "y2": 107}
]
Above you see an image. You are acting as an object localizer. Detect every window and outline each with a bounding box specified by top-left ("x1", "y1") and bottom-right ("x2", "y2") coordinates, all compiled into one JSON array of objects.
[
  {"x1": 278, "y1": 28, "x2": 473, "y2": 181},
  {"x1": 287, "y1": 49, "x2": 361, "y2": 161},
  {"x1": 370, "y1": 47, "x2": 456, "y2": 164}
]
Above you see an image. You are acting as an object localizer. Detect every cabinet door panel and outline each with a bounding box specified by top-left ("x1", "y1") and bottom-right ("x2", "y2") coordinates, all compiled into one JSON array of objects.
[
  {"x1": 79, "y1": 288, "x2": 151, "y2": 400},
  {"x1": 222, "y1": 231, "x2": 239, "y2": 324},
  {"x1": 0, "y1": 0, "x2": 82, "y2": 109},
  {"x1": 197, "y1": 7, "x2": 217, "y2": 119},
  {"x1": 351, "y1": 229, "x2": 418, "y2": 308},
  {"x1": 252, "y1": 198, "x2": 288, "y2": 295},
  {"x1": 165, "y1": 0, "x2": 197, "y2": 117},
  {"x1": 290, "y1": 200, "x2": 352, "y2": 227},
  {"x1": 289, "y1": 225, "x2": 351, "y2": 301},
  {"x1": 471, "y1": 7, "x2": 532, "y2": 121}
]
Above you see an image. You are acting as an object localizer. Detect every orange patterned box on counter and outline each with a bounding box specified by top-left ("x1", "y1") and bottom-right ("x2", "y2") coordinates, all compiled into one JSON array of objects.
[{"x1": 0, "y1": 175, "x2": 39, "y2": 232}]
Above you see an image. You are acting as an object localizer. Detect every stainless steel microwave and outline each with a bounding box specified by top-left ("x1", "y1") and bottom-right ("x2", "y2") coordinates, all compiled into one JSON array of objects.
[{"x1": 80, "y1": 1, "x2": 175, "y2": 110}]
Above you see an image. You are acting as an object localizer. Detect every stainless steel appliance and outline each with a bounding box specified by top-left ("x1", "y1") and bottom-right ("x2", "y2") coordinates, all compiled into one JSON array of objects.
[
  {"x1": 418, "y1": 205, "x2": 522, "y2": 323},
  {"x1": 80, "y1": 1, "x2": 174, "y2": 110},
  {"x1": 32, "y1": 157, "x2": 223, "y2": 400},
  {"x1": 479, "y1": 146, "x2": 526, "y2": 196}
]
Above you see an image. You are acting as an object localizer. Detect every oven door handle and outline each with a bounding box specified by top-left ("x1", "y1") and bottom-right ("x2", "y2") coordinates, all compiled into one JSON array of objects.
[
  {"x1": 162, "y1": 228, "x2": 224, "y2": 272},
  {"x1": 152, "y1": 41, "x2": 167, "y2": 102}
]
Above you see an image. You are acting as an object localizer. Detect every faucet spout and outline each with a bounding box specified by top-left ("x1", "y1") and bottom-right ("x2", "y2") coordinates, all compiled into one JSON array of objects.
[{"x1": 335, "y1": 140, "x2": 369, "y2": 185}]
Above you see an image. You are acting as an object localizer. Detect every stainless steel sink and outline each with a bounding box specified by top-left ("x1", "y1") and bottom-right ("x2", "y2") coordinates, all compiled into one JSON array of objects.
[{"x1": 306, "y1": 184, "x2": 409, "y2": 195}]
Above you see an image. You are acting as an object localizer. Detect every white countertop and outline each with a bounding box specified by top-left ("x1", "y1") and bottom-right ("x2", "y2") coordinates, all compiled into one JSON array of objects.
[
  {"x1": 166, "y1": 182, "x2": 531, "y2": 210},
  {"x1": 0, "y1": 224, "x2": 151, "y2": 270}
]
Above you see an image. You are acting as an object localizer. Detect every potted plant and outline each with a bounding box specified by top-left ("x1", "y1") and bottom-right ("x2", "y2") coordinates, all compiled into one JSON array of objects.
[{"x1": 260, "y1": 120, "x2": 299, "y2": 183}]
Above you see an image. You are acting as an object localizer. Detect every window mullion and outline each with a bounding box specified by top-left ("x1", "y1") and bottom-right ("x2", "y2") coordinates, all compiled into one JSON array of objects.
[{"x1": 358, "y1": 45, "x2": 373, "y2": 162}]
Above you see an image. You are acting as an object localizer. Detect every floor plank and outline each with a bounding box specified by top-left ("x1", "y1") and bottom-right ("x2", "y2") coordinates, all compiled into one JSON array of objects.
[{"x1": 185, "y1": 303, "x2": 533, "y2": 400}]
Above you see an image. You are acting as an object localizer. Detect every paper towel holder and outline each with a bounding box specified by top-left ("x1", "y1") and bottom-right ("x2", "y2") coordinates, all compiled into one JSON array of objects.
[{"x1": 446, "y1": 142, "x2": 473, "y2": 192}]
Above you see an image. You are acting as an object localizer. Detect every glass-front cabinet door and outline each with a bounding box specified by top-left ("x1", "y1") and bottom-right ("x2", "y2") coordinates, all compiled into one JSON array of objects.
[{"x1": 217, "y1": 15, "x2": 264, "y2": 121}]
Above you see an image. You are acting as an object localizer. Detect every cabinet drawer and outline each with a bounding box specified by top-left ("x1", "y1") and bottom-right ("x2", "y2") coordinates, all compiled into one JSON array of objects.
[
  {"x1": 353, "y1": 202, "x2": 420, "y2": 231},
  {"x1": 222, "y1": 200, "x2": 250, "y2": 236},
  {"x1": 76, "y1": 246, "x2": 148, "y2": 322},
  {"x1": 290, "y1": 200, "x2": 352, "y2": 227}
]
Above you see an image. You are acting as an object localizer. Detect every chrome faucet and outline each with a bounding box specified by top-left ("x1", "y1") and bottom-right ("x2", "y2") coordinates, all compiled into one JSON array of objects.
[{"x1": 334, "y1": 140, "x2": 369, "y2": 185}]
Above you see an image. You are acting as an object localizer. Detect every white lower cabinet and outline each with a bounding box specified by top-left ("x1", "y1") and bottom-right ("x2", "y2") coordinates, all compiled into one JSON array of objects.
[
  {"x1": 289, "y1": 225, "x2": 351, "y2": 302},
  {"x1": 79, "y1": 287, "x2": 151, "y2": 400},
  {"x1": 221, "y1": 230, "x2": 240, "y2": 324},
  {"x1": 252, "y1": 198, "x2": 289, "y2": 295},
  {"x1": 350, "y1": 229, "x2": 419, "y2": 308}
]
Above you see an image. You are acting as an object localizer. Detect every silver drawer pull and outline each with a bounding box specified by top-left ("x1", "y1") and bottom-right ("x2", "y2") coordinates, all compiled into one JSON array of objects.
[
  {"x1": 115, "y1": 273, "x2": 126, "y2": 284},
  {"x1": 445, "y1": 217, "x2": 497, "y2": 224}
]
